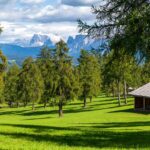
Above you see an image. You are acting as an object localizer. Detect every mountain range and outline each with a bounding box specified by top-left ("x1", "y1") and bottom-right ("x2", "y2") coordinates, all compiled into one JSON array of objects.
[{"x1": 0, "y1": 34, "x2": 107, "y2": 65}]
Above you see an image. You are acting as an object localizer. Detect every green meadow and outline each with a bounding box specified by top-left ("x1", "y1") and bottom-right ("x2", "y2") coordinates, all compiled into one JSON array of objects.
[{"x1": 0, "y1": 96, "x2": 150, "y2": 150}]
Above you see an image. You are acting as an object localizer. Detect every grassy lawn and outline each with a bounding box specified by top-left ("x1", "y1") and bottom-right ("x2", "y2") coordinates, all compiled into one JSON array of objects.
[{"x1": 0, "y1": 95, "x2": 150, "y2": 150}]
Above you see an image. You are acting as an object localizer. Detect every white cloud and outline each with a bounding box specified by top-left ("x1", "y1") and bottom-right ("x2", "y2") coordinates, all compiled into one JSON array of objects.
[
  {"x1": 0, "y1": 0, "x2": 97, "y2": 42},
  {"x1": 28, "y1": 5, "x2": 94, "y2": 23},
  {"x1": 0, "y1": 21, "x2": 77, "y2": 42},
  {"x1": 0, "y1": 2, "x2": 94, "y2": 23},
  {"x1": 20, "y1": 0, "x2": 44, "y2": 4}
]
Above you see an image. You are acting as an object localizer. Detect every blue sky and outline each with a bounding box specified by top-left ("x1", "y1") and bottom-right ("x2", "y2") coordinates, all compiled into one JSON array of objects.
[{"x1": 0, "y1": 0, "x2": 100, "y2": 43}]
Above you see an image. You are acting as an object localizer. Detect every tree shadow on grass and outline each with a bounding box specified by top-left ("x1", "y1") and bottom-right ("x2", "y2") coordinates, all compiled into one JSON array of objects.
[
  {"x1": 3, "y1": 121, "x2": 150, "y2": 131},
  {"x1": 0, "y1": 124, "x2": 79, "y2": 132},
  {"x1": 76, "y1": 121, "x2": 150, "y2": 128},
  {"x1": 109, "y1": 108, "x2": 150, "y2": 115},
  {"x1": 0, "y1": 103, "x2": 120, "y2": 117},
  {"x1": 0, "y1": 97, "x2": 133, "y2": 117},
  {"x1": 1, "y1": 122, "x2": 150, "y2": 149},
  {"x1": 0, "y1": 109, "x2": 29, "y2": 116},
  {"x1": 21, "y1": 104, "x2": 120, "y2": 116},
  {"x1": 25, "y1": 116, "x2": 54, "y2": 120},
  {"x1": 22, "y1": 110, "x2": 57, "y2": 116}
]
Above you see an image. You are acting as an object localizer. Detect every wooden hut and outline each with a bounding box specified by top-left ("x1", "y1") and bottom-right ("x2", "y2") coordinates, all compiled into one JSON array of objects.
[{"x1": 130, "y1": 83, "x2": 150, "y2": 111}]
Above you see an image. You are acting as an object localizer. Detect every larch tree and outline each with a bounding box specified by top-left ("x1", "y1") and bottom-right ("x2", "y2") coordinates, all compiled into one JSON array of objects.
[
  {"x1": 78, "y1": 50, "x2": 101, "y2": 107},
  {"x1": 102, "y1": 51, "x2": 122, "y2": 105},
  {"x1": 18, "y1": 57, "x2": 44, "y2": 110},
  {"x1": 78, "y1": 0, "x2": 150, "y2": 61},
  {"x1": 141, "y1": 61, "x2": 150, "y2": 83},
  {"x1": 54, "y1": 40, "x2": 78, "y2": 117},
  {"x1": 102, "y1": 49, "x2": 137, "y2": 105},
  {"x1": 36, "y1": 47, "x2": 56, "y2": 108},
  {"x1": 0, "y1": 50, "x2": 7, "y2": 104},
  {"x1": 4, "y1": 64, "x2": 20, "y2": 107}
]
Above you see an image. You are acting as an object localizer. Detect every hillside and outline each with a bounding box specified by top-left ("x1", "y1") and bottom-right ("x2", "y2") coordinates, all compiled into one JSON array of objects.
[
  {"x1": 1, "y1": 96, "x2": 150, "y2": 150},
  {"x1": 0, "y1": 44, "x2": 42, "y2": 65}
]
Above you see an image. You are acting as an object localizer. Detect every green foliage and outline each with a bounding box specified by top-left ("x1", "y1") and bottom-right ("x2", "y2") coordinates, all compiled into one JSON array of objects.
[
  {"x1": 54, "y1": 40, "x2": 78, "y2": 116},
  {"x1": 102, "y1": 49, "x2": 139, "y2": 105},
  {"x1": 78, "y1": 0, "x2": 150, "y2": 60},
  {"x1": 0, "y1": 50, "x2": 7, "y2": 74},
  {"x1": 18, "y1": 57, "x2": 44, "y2": 110},
  {"x1": 141, "y1": 61, "x2": 150, "y2": 83},
  {"x1": 37, "y1": 46, "x2": 52, "y2": 59},
  {"x1": 0, "y1": 75, "x2": 4, "y2": 103},
  {"x1": 0, "y1": 50, "x2": 7, "y2": 103},
  {"x1": 4, "y1": 64, "x2": 20, "y2": 107},
  {"x1": 0, "y1": 25, "x2": 2, "y2": 34},
  {"x1": 36, "y1": 47, "x2": 56, "y2": 107},
  {"x1": 78, "y1": 50, "x2": 101, "y2": 106},
  {"x1": 78, "y1": 0, "x2": 149, "y2": 100}
]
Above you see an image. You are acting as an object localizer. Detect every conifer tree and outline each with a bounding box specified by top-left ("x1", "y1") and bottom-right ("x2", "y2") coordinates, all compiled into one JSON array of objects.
[
  {"x1": 78, "y1": 50, "x2": 101, "y2": 107},
  {"x1": 102, "y1": 49, "x2": 137, "y2": 105},
  {"x1": 141, "y1": 61, "x2": 150, "y2": 83},
  {"x1": 0, "y1": 50, "x2": 7, "y2": 104},
  {"x1": 78, "y1": 0, "x2": 150, "y2": 60},
  {"x1": 54, "y1": 40, "x2": 78, "y2": 117},
  {"x1": 36, "y1": 47, "x2": 56, "y2": 108},
  {"x1": 4, "y1": 64, "x2": 20, "y2": 107},
  {"x1": 19, "y1": 57, "x2": 44, "y2": 110}
]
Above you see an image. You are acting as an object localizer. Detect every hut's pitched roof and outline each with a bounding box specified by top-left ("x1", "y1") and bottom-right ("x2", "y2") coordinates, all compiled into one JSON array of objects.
[{"x1": 129, "y1": 83, "x2": 150, "y2": 98}]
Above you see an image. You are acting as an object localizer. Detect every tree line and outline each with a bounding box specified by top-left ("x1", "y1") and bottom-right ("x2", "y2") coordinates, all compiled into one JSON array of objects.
[
  {"x1": 0, "y1": 40, "x2": 101, "y2": 117},
  {"x1": 0, "y1": 40, "x2": 149, "y2": 116}
]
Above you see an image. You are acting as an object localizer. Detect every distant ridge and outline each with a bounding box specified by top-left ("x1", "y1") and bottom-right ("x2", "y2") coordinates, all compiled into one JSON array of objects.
[{"x1": 0, "y1": 34, "x2": 107, "y2": 65}]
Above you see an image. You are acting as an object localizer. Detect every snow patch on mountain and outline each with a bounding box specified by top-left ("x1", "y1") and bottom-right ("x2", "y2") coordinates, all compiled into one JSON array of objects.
[
  {"x1": 67, "y1": 34, "x2": 106, "y2": 58},
  {"x1": 12, "y1": 34, "x2": 63, "y2": 47}
]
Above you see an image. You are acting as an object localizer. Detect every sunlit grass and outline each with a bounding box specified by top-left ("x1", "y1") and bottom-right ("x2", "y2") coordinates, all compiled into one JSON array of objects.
[{"x1": 0, "y1": 96, "x2": 150, "y2": 149}]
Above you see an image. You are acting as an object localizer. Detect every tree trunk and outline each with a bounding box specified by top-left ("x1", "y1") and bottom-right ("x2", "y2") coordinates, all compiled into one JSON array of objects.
[
  {"x1": 44, "y1": 100, "x2": 47, "y2": 108},
  {"x1": 90, "y1": 96, "x2": 92, "y2": 103},
  {"x1": 112, "y1": 86, "x2": 115, "y2": 97},
  {"x1": 24, "y1": 102, "x2": 27, "y2": 107},
  {"x1": 51, "y1": 98, "x2": 55, "y2": 107},
  {"x1": 32, "y1": 103, "x2": 35, "y2": 111},
  {"x1": 84, "y1": 96, "x2": 86, "y2": 108},
  {"x1": 53, "y1": 98, "x2": 56, "y2": 107},
  {"x1": 17, "y1": 102, "x2": 19, "y2": 108},
  {"x1": 124, "y1": 80, "x2": 127, "y2": 104},
  {"x1": 24, "y1": 100, "x2": 28, "y2": 107},
  {"x1": 58, "y1": 100, "x2": 63, "y2": 117},
  {"x1": 117, "y1": 80, "x2": 121, "y2": 106},
  {"x1": 9, "y1": 101, "x2": 13, "y2": 108}
]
